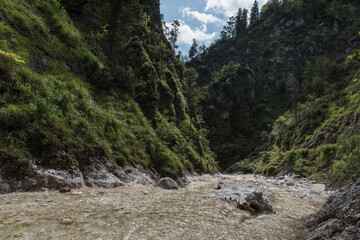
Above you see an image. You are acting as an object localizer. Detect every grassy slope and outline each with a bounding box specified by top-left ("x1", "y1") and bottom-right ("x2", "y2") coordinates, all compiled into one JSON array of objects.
[
  {"x1": 188, "y1": 0, "x2": 360, "y2": 183},
  {"x1": 255, "y1": 49, "x2": 360, "y2": 184},
  {"x1": 0, "y1": 0, "x2": 217, "y2": 179}
]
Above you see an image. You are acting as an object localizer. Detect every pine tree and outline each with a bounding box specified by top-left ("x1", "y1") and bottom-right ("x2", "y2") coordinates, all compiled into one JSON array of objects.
[
  {"x1": 220, "y1": 27, "x2": 228, "y2": 40},
  {"x1": 168, "y1": 20, "x2": 180, "y2": 50},
  {"x1": 250, "y1": 0, "x2": 260, "y2": 27},
  {"x1": 240, "y1": 8, "x2": 248, "y2": 32},
  {"x1": 235, "y1": 8, "x2": 243, "y2": 37},
  {"x1": 226, "y1": 16, "x2": 236, "y2": 37},
  {"x1": 221, "y1": 16, "x2": 236, "y2": 39},
  {"x1": 188, "y1": 39, "x2": 198, "y2": 59},
  {"x1": 198, "y1": 44, "x2": 206, "y2": 54}
]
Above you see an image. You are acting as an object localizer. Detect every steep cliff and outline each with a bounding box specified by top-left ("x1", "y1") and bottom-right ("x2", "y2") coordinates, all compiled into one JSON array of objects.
[{"x1": 0, "y1": 0, "x2": 217, "y2": 192}]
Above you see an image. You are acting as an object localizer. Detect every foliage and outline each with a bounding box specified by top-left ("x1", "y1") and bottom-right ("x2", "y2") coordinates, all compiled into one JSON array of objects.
[
  {"x1": 0, "y1": 0, "x2": 218, "y2": 178},
  {"x1": 250, "y1": 0, "x2": 260, "y2": 27},
  {"x1": 0, "y1": 49, "x2": 26, "y2": 64},
  {"x1": 188, "y1": 39, "x2": 198, "y2": 59},
  {"x1": 188, "y1": 0, "x2": 360, "y2": 184}
]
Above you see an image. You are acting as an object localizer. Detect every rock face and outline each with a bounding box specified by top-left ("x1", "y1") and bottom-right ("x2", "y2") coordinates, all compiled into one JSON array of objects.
[
  {"x1": 0, "y1": 166, "x2": 85, "y2": 193},
  {"x1": 217, "y1": 187, "x2": 273, "y2": 212},
  {"x1": 157, "y1": 177, "x2": 179, "y2": 189},
  {"x1": 82, "y1": 159, "x2": 157, "y2": 188},
  {"x1": 0, "y1": 160, "x2": 159, "y2": 193},
  {"x1": 305, "y1": 178, "x2": 360, "y2": 240}
]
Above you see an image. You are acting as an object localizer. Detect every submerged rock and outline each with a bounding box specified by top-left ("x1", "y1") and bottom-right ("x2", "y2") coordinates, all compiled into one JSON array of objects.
[
  {"x1": 305, "y1": 178, "x2": 360, "y2": 240},
  {"x1": 157, "y1": 177, "x2": 179, "y2": 189},
  {"x1": 217, "y1": 187, "x2": 273, "y2": 212}
]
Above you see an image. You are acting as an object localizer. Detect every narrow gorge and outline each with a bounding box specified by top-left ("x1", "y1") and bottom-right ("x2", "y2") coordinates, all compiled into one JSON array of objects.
[{"x1": 0, "y1": 0, "x2": 359, "y2": 239}]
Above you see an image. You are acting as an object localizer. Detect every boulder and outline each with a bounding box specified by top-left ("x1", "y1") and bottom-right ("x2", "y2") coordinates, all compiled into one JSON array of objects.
[
  {"x1": 157, "y1": 177, "x2": 179, "y2": 189},
  {"x1": 217, "y1": 187, "x2": 273, "y2": 212},
  {"x1": 305, "y1": 178, "x2": 360, "y2": 240}
]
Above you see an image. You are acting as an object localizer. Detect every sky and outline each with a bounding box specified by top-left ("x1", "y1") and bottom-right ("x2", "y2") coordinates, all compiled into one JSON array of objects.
[{"x1": 160, "y1": 0, "x2": 267, "y2": 56}]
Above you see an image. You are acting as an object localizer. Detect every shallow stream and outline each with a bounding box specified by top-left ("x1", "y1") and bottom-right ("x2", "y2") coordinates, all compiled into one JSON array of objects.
[{"x1": 0, "y1": 174, "x2": 327, "y2": 240}]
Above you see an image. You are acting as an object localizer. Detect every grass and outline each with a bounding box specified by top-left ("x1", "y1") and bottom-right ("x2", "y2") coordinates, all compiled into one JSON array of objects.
[{"x1": 0, "y1": 0, "x2": 218, "y2": 177}]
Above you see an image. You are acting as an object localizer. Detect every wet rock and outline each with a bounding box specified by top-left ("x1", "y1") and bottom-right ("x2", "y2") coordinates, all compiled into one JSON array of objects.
[
  {"x1": 157, "y1": 177, "x2": 179, "y2": 189},
  {"x1": 300, "y1": 194, "x2": 307, "y2": 199},
  {"x1": 59, "y1": 188, "x2": 71, "y2": 193},
  {"x1": 305, "y1": 178, "x2": 360, "y2": 240},
  {"x1": 217, "y1": 187, "x2": 273, "y2": 212}
]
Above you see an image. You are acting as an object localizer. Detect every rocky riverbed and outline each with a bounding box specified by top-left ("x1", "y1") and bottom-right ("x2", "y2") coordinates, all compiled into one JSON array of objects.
[{"x1": 0, "y1": 174, "x2": 328, "y2": 240}]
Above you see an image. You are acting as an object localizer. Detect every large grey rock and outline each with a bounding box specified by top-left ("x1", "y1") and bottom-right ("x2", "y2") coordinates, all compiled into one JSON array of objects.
[
  {"x1": 305, "y1": 178, "x2": 360, "y2": 240},
  {"x1": 157, "y1": 177, "x2": 179, "y2": 189},
  {"x1": 217, "y1": 187, "x2": 273, "y2": 212},
  {"x1": 83, "y1": 159, "x2": 157, "y2": 188},
  {"x1": 83, "y1": 160, "x2": 126, "y2": 188}
]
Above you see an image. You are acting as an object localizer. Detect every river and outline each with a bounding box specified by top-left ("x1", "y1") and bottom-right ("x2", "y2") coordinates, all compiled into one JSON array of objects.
[{"x1": 0, "y1": 174, "x2": 327, "y2": 240}]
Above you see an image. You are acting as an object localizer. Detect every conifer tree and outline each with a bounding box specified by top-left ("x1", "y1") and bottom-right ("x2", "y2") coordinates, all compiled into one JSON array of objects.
[
  {"x1": 250, "y1": 0, "x2": 260, "y2": 26},
  {"x1": 240, "y1": 8, "x2": 248, "y2": 32},
  {"x1": 235, "y1": 8, "x2": 243, "y2": 37},
  {"x1": 226, "y1": 16, "x2": 236, "y2": 37},
  {"x1": 188, "y1": 39, "x2": 198, "y2": 59},
  {"x1": 168, "y1": 20, "x2": 180, "y2": 50},
  {"x1": 198, "y1": 44, "x2": 206, "y2": 54}
]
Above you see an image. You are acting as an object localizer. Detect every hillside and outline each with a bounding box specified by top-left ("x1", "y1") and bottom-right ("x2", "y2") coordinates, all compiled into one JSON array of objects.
[
  {"x1": 188, "y1": 0, "x2": 360, "y2": 184},
  {"x1": 0, "y1": 0, "x2": 217, "y2": 192}
]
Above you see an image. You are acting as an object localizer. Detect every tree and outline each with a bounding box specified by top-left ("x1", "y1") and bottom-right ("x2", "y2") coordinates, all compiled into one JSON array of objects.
[
  {"x1": 226, "y1": 16, "x2": 236, "y2": 37},
  {"x1": 261, "y1": 0, "x2": 281, "y2": 19},
  {"x1": 235, "y1": 8, "x2": 243, "y2": 37},
  {"x1": 189, "y1": 39, "x2": 198, "y2": 59},
  {"x1": 165, "y1": 20, "x2": 180, "y2": 50},
  {"x1": 240, "y1": 8, "x2": 248, "y2": 33},
  {"x1": 250, "y1": 0, "x2": 260, "y2": 27},
  {"x1": 221, "y1": 16, "x2": 237, "y2": 39},
  {"x1": 198, "y1": 44, "x2": 206, "y2": 54},
  {"x1": 220, "y1": 27, "x2": 229, "y2": 40}
]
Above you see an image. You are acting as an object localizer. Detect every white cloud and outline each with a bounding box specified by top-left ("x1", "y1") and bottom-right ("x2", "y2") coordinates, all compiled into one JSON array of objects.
[
  {"x1": 205, "y1": 0, "x2": 267, "y2": 17},
  {"x1": 182, "y1": 7, "x2": 225, "y2": 26},
  {"x1": 166, "y1": 21, "x2": 216, "y2": 46}
]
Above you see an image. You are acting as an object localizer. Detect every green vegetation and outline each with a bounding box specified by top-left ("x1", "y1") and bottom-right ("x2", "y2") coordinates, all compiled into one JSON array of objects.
[
  {"x1": 0, "y1": 0, "x2": 217, "y2": 179},
  {"x1": 189, "y1": 0, "x2": 360, "y2": 184},
  {"x1": 257, "y1": 47, "x2": 360, "y2": 183},
  {"x1": 1, "y1": 0, "x2": 359, "y2": 186}
]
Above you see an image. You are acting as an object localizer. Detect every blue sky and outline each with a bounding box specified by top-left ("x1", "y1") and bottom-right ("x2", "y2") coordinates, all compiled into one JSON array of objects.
[{"x1": 160, "y1": 0, "x2": 267, "y2": 55}]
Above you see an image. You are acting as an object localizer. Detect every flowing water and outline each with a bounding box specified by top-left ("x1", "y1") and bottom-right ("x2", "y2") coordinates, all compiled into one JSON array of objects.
[{"x1": 0, "y1": 174, "x2": 327, "y2": 240}]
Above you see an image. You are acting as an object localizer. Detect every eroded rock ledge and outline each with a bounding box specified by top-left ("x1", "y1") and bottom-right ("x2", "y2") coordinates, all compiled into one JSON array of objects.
[
  {"x1": 305, "y1": 178, "x2": 360, "y2": 240},
  {"x1": 0, "y1": 160, "x2": 160, "y2": 193}
]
